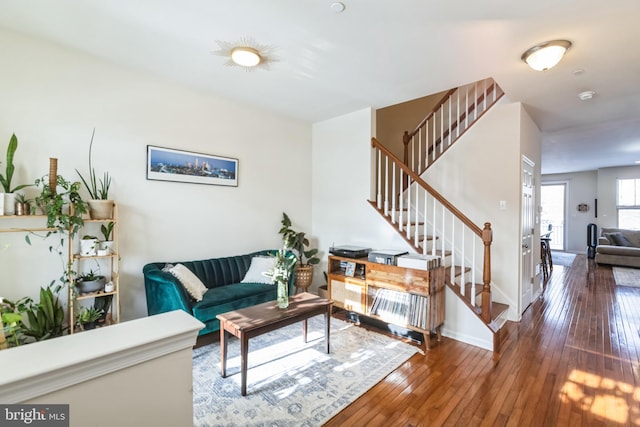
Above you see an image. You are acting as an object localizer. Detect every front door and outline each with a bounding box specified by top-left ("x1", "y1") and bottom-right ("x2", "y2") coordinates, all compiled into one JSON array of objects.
[{"x1": 521, "y1": 157, "x2": 535, "y2": 313}]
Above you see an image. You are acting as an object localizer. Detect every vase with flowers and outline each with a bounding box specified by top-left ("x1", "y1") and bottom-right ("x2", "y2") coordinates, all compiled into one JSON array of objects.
[{"x1": 263, "y1": 246, "x2": 297, "y2": 309}]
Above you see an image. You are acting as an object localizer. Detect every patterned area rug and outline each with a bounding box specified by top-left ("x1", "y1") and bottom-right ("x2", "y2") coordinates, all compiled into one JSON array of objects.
[
  {"x1": 613, "y1": 266, "x2": 640, "y2": 288},
  {"x1": 192, "y1": 315, "x2": 419, "y2": 427},
  {"x1": 551, "y1": 251, "x2": 576, "y2": 267}
]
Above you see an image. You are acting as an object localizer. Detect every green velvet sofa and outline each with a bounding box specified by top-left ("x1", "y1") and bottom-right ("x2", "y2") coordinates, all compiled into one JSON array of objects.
[{"x1": 143, "y1": 250, "x2": 295, "y2": 336}]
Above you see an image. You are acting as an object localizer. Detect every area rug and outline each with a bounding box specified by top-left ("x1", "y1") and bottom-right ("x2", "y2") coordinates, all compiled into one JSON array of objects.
[
  {"x1": 613, "y1": 266, "x2": 640, "y2": 288},
  {"x1": 192, "y1": 315, "x2": 419, "y2": 427},
  {"x1": 551, "y1": 251, "x2": 576, "y2": 267}
]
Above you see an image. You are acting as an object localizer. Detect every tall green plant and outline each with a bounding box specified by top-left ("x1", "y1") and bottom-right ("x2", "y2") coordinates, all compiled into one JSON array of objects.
[
  {"x1": 75, "y1": 128, "x2": 111, "y2": 200},
  {"x1": 21, "y1": 287, "x2": 66, "y2": 341},
  {"x1": 278, "y1": 212, "x2": 320, "y2": 266},
  {"x1": 0, "y1": 134, "x2": 31, "y2": 193}
]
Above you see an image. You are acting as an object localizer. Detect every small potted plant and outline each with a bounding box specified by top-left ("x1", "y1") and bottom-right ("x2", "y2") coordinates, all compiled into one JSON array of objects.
[
  {"x1": 75, "y1": 129, "x2": 113, "y2": 219},
  {"x1": 80, "y1": 235, "x2": 99, "y2": 256},
  {"x1": 34, "y1": 169, "x2": 87, "y2": 239},
  {"x1": 278, "y1": 212, "x2": 320, "y2": 292},
  {"x1": 99, "y1": 222, "x2": 115, "y2": 255},
  {"x1": 75, "y1": 270, "x2": 106, "y2": 294},
  {"x1": 0, "y1": 134, "x2": 31, "y2": 215},
  {"x1": 13, "y1": 193, "x2": 31, "y2": 216},
  {"x1": 77, "y1": 306, "x2": 103, "y2": 330}
]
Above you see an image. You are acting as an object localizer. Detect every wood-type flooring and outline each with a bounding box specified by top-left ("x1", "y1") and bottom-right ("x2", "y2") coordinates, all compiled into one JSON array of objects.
[{"x1": 324, "y1": 255, "x2": 640, "y2": 426}]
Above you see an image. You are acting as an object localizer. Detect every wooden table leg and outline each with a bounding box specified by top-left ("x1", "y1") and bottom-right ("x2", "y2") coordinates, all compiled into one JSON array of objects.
[
  {"x1": 303, "y1": 318, "x2": 308, "y2": 343},
  {"x1": 240, "y1": 333, "x2": 248, "y2": 396},
  {"x1": 325, "y1": 307, "x2": 331, "y2": 354},
  {"x1": 220, "y1": 326, "x2": 228, "y2": 378}
]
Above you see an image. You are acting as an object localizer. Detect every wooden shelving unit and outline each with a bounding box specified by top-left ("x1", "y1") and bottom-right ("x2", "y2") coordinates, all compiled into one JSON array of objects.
[
  {"x1": 327, "y1": 255, "x2": 445, "y2": 347},
  {"x1": 68, "y1": 202, "x2": 120, "y2": 333}
]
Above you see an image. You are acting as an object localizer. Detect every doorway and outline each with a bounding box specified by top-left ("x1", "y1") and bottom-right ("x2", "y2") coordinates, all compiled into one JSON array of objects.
[
  {"x1": 521, "y1": 158, "x2": 535, "y2": 313},
  {"x1": 541, "y1": 184, "x2": 566, "y2": 251}
]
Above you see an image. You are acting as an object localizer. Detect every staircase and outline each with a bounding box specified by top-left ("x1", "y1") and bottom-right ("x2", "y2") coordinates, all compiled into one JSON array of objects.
[{"x1": 370, "y1": 78, "x2": 508, "y2": 352}]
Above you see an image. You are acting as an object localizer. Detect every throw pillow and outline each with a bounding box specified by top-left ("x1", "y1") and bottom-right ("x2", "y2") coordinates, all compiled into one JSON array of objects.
[
  {"x1": 609, "y1": 233, "x2": 634, "y2": 247},
  {"x1": 168, "y1": 264, "x2": 208, "y2": 302},
  {"x1": 241, "y1": 256, "x2": 277, "y2": 285}
]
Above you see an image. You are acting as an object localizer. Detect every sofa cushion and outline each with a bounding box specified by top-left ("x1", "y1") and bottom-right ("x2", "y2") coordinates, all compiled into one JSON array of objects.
[
  {"x1": 601, "y1": 228, "x2": 640, "y2": 247},
  {"x1": 192, "y1": 282, "x2": 276, "y2": 319},
  {"x1": 606, "y1": 232, "x2": 634, "y2": 247},
  {"x1": 241, "y1": 256, "x2": 277, "y2": 284},
  {"x1": 167, "y1": 263, "x2": 208, "y2": 302},
  {"x1": 596, "y1": 245, "x2": 640, "y2": 256}
]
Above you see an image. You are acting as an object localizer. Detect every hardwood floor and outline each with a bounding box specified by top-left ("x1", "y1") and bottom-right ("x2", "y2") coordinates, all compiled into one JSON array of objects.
[{"x1": 324, "y1": 255, "x2": 640, "y2": 426}]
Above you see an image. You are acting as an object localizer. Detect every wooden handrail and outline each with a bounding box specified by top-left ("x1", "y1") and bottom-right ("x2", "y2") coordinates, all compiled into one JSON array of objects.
[
  {"x1": 402, "y1": 81, "x2": 503, "y2": 174},
  {"x1": 405, "y1": 88, "x2": 458, "y2": 141},
  {"x1": 372, "y1": 137, "x2": 483, "y2": 236}
]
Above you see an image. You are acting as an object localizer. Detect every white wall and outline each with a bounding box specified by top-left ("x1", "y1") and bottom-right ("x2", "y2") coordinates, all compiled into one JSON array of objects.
[
  {"x1": 311, "y1": 108, "x2": 413, "y2": 291},
  {"x1": 424, "y1": 101, "x2": 539, "y2": 319},
  {"x1": 0, "y1": 29, "x2": 312, "y2": 321},
  {"x1": 542, "y1": 171, "x2": 597, "y2": 253}
]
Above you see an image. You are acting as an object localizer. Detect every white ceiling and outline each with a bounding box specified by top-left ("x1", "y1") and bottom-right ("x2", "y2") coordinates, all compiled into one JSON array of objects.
[{"x1": 1, "y1": 0, "x2": 639, "y2": 174}]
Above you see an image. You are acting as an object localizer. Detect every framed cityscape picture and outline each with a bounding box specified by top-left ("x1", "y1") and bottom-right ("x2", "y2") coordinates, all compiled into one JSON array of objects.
[{"x1": 146, "y1": 145, "x2": 238, "y2": 187}]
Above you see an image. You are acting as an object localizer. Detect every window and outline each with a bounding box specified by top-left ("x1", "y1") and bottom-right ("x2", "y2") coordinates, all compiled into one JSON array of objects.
[{"x1": 617, "y1": 178, "x2": 640, "y2": 229}]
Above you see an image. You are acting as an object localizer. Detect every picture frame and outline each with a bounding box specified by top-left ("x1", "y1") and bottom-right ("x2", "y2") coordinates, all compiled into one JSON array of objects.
[
  {"x1": 146, "y1": 145, "x2": 238, "y2": 187},
  {"x1": 344, "y1": 262, "x2": 356, "y2": 278}
]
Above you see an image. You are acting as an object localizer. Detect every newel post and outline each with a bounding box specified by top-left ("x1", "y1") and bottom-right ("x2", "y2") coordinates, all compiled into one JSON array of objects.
[{"x1": 481, "y1": 222, "x2": 492, "y2": 323}]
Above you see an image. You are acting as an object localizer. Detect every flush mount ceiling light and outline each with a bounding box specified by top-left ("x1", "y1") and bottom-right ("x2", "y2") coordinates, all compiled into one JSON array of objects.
[
  {"x1": 212, "y1": 37, "x2": 278, "y2": 71},
  {"x1": 521, "y1": 40, "x2": 572, "y2": 71},
  {"x1": 231, "y1": 47, "x2": 261, "y2": 67}
]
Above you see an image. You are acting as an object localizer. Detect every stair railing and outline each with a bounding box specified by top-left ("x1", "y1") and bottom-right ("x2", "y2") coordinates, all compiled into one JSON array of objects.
[
  {"x1": 372, "y1": 137, "x2": 493, "y2": 322},
  {"x1": 402, "y1": 78, "x2": 504, "y2": 177}
]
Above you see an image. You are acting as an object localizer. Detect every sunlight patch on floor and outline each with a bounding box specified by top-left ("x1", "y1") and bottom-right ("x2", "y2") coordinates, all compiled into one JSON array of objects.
[{"x1": 559, "y1": 369, "x2": 639, "y2": 424}]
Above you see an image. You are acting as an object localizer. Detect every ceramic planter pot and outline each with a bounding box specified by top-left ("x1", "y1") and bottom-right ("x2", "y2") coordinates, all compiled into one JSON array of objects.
[
  {"x1": 88, "y1": 199, "x2": 114, "y2": 220},
  {"x1": 75, "y1": 276, "x2": 106, "y2": 293},
  {"x1": 80, "y1": 238, "x2": 99, "y2": 256}
]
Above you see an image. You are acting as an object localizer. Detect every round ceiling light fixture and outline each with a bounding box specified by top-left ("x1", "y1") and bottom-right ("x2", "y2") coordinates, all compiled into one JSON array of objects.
[
  {"x1": 521, "y1": 40, "x2": 572, "y2": 71},
  {"x1": 231, "y1": 47, "x2": 261, "y2": 67},
  {"x1": 212, "y1": 37, "x2": 278, "y2": 71}
]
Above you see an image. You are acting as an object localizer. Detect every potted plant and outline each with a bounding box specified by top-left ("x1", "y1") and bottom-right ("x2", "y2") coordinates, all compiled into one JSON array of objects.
[
  {"x1": 0, "y1": 134, "x2": 31, "y2": 215},
  {"x1": 80, "y1": 235, "x2": 99, "y2": 256},
  {"x1": 75, "y1": 269, "x2": 106, "y2": 294},
  {"x1": 263, "y1": 245, "x2": 298, "y2": 308},
  {"x1": 99, "y1": 221, "x2": 115, "y2": 255},
  {"x1": 13, "y1": 192, "x2": 31, "y2": 216},
  {"x1": 278, "y1": 212, "x2": 320, "y2": 292},
  {"x1": 75, "y1": 128, "x2": 113, "y2": 219},
  {"x1": 21, "y1": 287, "x2": 66, "y2": 341},
  {"x1": 34, "y1": 172, "x2": 88, "y2": 239},
  {"x1": 77, "y1": 306, "x2": 103, "y2": 330}
]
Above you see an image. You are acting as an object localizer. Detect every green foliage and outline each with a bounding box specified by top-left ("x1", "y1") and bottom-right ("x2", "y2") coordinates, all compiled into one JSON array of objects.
[
  {"x1": 14, "y1": 192, "x2": 30, "y2": 204},
  {"x1": 21, "y1": 287, "x2": 66, "y2": 341},
  {"x1": 278, "y1": 212, "x2": 320, "y2": 266},
  {"x1": 77, "y1": 269, "x2": 103, "y2": 282},
  {"x1": 1, "y1": 297, "x2": 30, "y2": 347},
  {"x1": 262, "y1": 246, "x2": 298, "y2": 285},
  {"x1": 34, "y1": 174, "x2": 87, "y2": 238},
  {"x1": 75, "y1": 129, "x2": 111, "y2": 200},
  {"x1": 0, "y1": 134, "x2": 31, "y2": 193},
  {"x1": 77, "y1": 306, "x2": 102, "y2": 324},
  {"x1": 100, "y1": 222, "x2": 114, "y2": 241}
]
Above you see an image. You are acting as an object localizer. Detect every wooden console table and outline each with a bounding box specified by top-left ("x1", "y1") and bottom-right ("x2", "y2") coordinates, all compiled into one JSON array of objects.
[{"x1": 216, "y1": 292, "x2": 332, "y2": 396}]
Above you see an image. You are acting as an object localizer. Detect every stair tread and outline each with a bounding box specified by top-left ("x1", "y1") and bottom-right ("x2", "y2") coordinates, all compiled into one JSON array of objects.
[{"x1": 491, "y1": 302, "x2": 509, "y2": 321}]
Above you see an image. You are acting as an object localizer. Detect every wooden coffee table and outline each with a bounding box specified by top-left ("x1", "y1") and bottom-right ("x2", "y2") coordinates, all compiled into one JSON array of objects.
[{"x1": 216, "y1": 292, "x2": 333, "y2": 396}]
